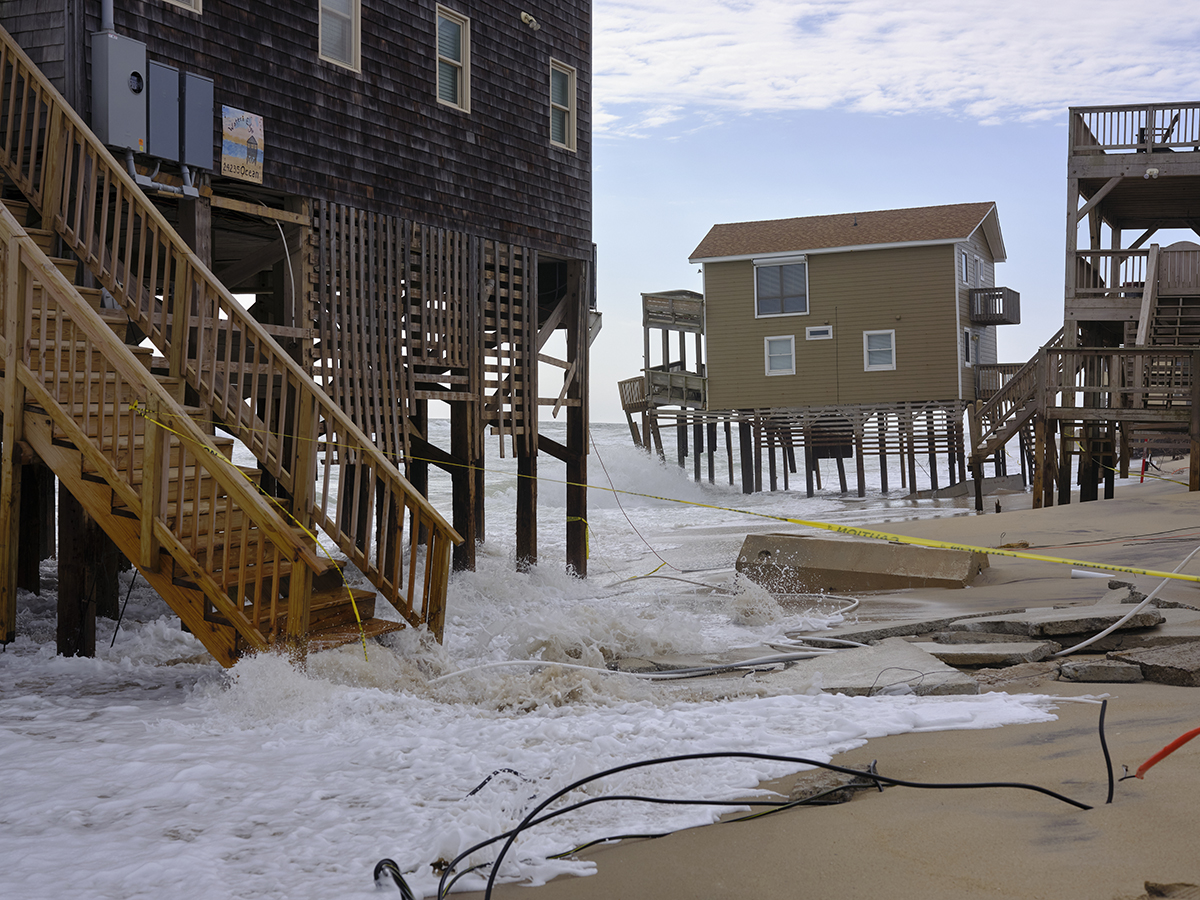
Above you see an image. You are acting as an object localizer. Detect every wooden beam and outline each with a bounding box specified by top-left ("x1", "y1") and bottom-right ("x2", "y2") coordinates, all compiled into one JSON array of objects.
[
  {"x1": 1075, "y1": 176, "x2": 1123, "y2": 224},
  {"x1": 214, "y1": 228, "x2": 302, "y2": 290},
  {"x1": 1135, "y1": 244, "x2": 1161, "y2": 346},
  {"x1": 1128, "y1": 225, "x2": 1161, "y2": 250},
  {"x1": 210, "y1": 194, "x2": 313, "y2": 226}
]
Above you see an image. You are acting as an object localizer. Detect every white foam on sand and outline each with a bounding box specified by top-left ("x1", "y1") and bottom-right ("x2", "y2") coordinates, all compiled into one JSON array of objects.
[{"x1": 0, "y1": 422, "x2": 1059, "y2": 899}]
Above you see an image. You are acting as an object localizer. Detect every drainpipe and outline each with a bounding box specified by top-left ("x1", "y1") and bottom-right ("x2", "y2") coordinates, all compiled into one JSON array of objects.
[{"x1": 101, "y1": 0, "x2": 115, "y2": 34}]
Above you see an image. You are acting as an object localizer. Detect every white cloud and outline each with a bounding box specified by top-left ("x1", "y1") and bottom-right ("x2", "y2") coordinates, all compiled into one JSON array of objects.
[{"x1": 595, "y1": 0, "x2": 1200, "y2": 132}]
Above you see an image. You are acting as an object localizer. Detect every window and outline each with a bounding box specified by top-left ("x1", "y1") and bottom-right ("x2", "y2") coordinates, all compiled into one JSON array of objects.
[
  {"x1": 863, "y1": 330, "x2": 895, "y2": 371},
  {"x1": 974, "y1": 255, "x2": 983, "y2": 288},
  {"x1": 963, "y1": 328, "x2": 974, "y2": 366},
  {"x1": 806, "y1": 325, "x2": 832, "y2": 340},
  {"x1": 165, "y1": 0, "x2": 201, "y2": 11},
  {"x1": 437, "y1": 7, "x2": 470, "y2": 111},
  {"x1": 320, "y1": 0, "x2": 359, "y2": 69},
  {"x1": 764, "y1": 336, "x2": 796, "y2": 376},
  {"x1": 550, "y1": 60, "x2": 577, "y2": 150},
  {"x1": 960, "y1": 249, "x2": 969, "y2": 283},
  {"x1": 754, "y1": 257, "x2": 808, "y2": 317}
]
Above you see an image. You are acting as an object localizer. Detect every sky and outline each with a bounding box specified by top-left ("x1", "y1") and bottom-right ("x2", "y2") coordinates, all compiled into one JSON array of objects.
[{"x1": 583, "y1": 0, "x2": 1200, "y2": 422}]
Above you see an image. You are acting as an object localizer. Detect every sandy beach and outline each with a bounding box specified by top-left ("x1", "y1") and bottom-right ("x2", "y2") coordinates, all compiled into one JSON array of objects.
[{"x1": 474, "y1": 477, "x2": 1200, "y2": 900}]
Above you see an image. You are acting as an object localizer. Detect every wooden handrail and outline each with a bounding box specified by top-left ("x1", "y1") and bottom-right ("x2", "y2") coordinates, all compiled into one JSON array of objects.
[
  {"x1": 0, "y1": 25, "x2": 460, "y2": 636},
  {"x1": 0, "y1": 204, "x2": 318, "y2": 647}
]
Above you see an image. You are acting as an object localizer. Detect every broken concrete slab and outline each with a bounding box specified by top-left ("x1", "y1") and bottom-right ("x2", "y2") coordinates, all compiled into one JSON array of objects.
[
  {"x1": 736, "y1": 533, "x2": 988, "y2": 594},
  {"x1": 972, "y1": 660, "x2": 1061, "y2": 686},
  {"x1": 925, "y1": 630, "x2": 1055, "y2": 645},
  {"x1": 761, "y1": 637, "x2": 979, "y2": 696},
  {"x1": 801, "y1": 610, "x2": 1027, "y2": 645},
  {"x1": 948, "y1": 604, "x2": 1164, "y2": 638},
  {"x1": 1107, "y1": 640, "x2": 1200, "y2": 686},
  {"x1": 911, "y1": 641, "x2": 1059, "y2": 667},
  {"x1": 906, "y1": 474, "x2": 1024, "y2": 500},
  {"x1": 1059, "y1": 658, "x2": 1144, "y2": 683},
  {"x1": 1076, "y1": 607, "x2": 1200, "y2": 652}
]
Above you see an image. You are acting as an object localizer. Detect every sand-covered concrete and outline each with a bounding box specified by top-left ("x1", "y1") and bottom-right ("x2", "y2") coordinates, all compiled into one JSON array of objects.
[{"x1": 472, "y1": 478, "x2": 1200, "y2": 899}]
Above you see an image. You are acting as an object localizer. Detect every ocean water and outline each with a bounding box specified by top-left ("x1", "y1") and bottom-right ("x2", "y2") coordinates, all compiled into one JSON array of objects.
[{"x1": 0, "y1": 420, "x2": 1058, "y2": 899}]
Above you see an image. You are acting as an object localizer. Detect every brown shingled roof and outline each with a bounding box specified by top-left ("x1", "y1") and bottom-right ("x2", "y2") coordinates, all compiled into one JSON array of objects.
[{"x1": 689, "y1": 202, "x2": 998, "y2": 261}]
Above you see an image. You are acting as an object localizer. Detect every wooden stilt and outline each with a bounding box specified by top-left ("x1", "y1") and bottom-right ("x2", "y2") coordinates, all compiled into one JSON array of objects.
[
  {"x1": 1057, "y1": 422, "x2": 1073, "y2": 506},
  {"x1": 57, "y1": 488, "x2": 96, "y2": 658},
  {"x1": 450, "y1": 400, "x2": 477, "y2": 571},
  {"x1": 676, "y1": 415, "x2": 687, "y2": 468},
  {"x1": 768, "y1": 431, "x2": 778, "y2": 491},
  {"x1": 835, "y1": 455, "x2": 848, "y2": 494},
  {"x1": 516, "y1": 444, "x2": 537, "y2": 569},
  {"x1": 926, "y1": 416, "x2": 938, "y2": 491},
  {"x1": 738, "y1": 419, "x2": 753, "y2": 494},
  {"x1": 753, "y1": 419, "x2": 763, "y2": 493},
  {"x1": 693, "y1": 419, "x2": 702, "y2": 482},
  {"x1": 725, "y1": 419, "x2": 734, "y2": 485},
  {"x1": 706, "y1": 420, "x2": 716, "y2": 484},
  {"x1": 854, "y1": 428, "x2": 865, "y2": 498},
  {"x1": 878, "y1": 417, "x2": 889, "y2": 493},
  {"x1": 1032, "y1": 417, "x2": 1046, "y2": 509}
]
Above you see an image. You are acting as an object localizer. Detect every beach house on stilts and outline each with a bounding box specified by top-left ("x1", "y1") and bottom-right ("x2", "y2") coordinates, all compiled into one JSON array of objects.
[{"x1": 0, "y1": 0, "x2": 595, "y2": 664}]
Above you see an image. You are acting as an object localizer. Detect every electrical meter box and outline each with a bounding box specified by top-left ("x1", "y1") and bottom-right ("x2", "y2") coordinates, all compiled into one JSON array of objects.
[
  {"x1": 181, "y1": 72, "x2": 215, "y2": 170},
  {"x1": 91, "y1": 31, "x2": 147, "y2": 152},
  {"x1": 147, "y1": 61, "x2": 179, "y2": 162}
]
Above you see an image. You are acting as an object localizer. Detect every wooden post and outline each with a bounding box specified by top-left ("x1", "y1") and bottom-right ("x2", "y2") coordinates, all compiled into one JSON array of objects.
[
  {"x1": 905, "y1": 411, "x2": 918, "y2": 493},
  {"x1": 753, "y1": 418, "x2": 763, "y2": 493},
  {"x1": 1191, "y1": 350, "x2": 1200, "y2": 492},
  {"x1": 16, "y1": 465, "x2": 50, "y2": 594},
  {"x1": 693, "y1": 419, "x2": 702, "y2": 482},
  {"x1": 878, "y1": 416, "x2": 889, "y2": 493},
  {"x1": 804, "y1": 440, "x2": 815, "y2": 498},
  {"x1": 725, "y1": 419, "x2": 734, "y2": 485},
  {"x1": 284, "y1": 391, "x2": 319, "y2": 652},
  {"x1": 565, "y1": 266, "x2": 588, "y2": 577},
  {"x1": 1032, "y1": 417, "x2": 1046, "y2": 509},
  {"x1": 57, "y1": 488, "x2": 96, "y2": 658},
  {"x1": 706, "y1": 419, "x2": 716, "y2": 484},
  {"x1": 926, "y1": 415, "x2": 938, "y2": 491},
  {"x1": 516, "y1": 444, "x2": 537, "y2": 569},
  {"x1": 854, "y1": 428, "x2": 865, "y2": 498},
  {"x1": 450, "y1": 399, "x2": 477, "y2": 571},
  {"x1": 1, "y1": 238, "x2": 28, "y2": 644},
  {"x1": 138, "y1": 394, "x2": 164, "y2": 571},
  {"x1": 1057, "y1": 421, "x2": 1074, "y2": 506},
  {"x1": 676, "y1": 414, "x2": 686, "y2": 468},
  {"x1": 767, "y1": 431, "x2": 777, "y2": 491},
  {"x1": 738, "y1": 419, "x2": 753, "y2": 494}
]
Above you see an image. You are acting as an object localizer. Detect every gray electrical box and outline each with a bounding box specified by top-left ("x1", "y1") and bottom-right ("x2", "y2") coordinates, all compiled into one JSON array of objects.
[
  {"x1": 91, "y1": 31, "x2": 147, "y2": 152},
  {"x1": 147, "y1": 61, "x2": 179, "y2": 162},
  {"x1": 181, "y1": 72, "x2": 214, "y2": 170}
]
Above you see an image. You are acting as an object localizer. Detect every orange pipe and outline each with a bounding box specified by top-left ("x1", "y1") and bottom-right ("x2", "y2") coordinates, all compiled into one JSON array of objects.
[{"x1": 1135, "y1": 726, "x2": 1200, "y2": 779}]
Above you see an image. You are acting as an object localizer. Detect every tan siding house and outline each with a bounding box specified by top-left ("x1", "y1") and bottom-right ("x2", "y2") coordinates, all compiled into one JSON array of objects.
[{"x1": 691, "y1": 202, "x2": 1011, "y2": 410}]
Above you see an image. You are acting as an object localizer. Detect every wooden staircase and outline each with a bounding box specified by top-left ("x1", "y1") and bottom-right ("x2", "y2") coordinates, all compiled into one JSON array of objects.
[{"x1": 0, "y1": 26, "x2": 461, "y2": 663}]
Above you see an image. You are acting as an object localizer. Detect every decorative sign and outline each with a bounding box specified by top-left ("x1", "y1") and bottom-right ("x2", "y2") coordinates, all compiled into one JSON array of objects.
[{"x1": 221, "y1": 106, "x2": 264, "y2": 184}]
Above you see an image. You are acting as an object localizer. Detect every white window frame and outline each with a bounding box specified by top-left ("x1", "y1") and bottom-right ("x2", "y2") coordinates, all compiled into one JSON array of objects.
[
  {"x1": 805, "y1": 325, "x2": 832, "y2": 340},
  {"x1": 164, "y1": 0, "x2": 201, "y2": 11},
  {"x1": 960, "y1": 249, "x2": 969, "y2": 283},
  {"x1": 319, "y1": 0, "x2": 360, "y2": 71},
  {"x1": 550, "y1": 60, "x2": 577, "y2": 151},
  {"x1": 764, "y1": 335, "x2": 796, "y2": 376},
  {"x1": 863, "y1": 329, "x2": 896, "y2": 371},
  {"x1": 436, "y1": 6, "x2": 471, "y2": 112},
  {"x1": 963, "y1": 328, "x2": 974, "y2": 366},
  {"x1": 973, "y1": 254, "x2": 983, "y2": 288},
  {"x1": 753, "y1": 256, "x2": 809, "y2": 318}
]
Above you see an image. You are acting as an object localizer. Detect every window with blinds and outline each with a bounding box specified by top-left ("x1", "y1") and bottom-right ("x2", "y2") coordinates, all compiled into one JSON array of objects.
[
  {"x1": 550, "y1": 60, "x2": 576, "y2": 150},
  {"x1": 863, "y1": 330, "x2": 896, "y2": 371},
  {"x1": 754, "y1": 259, "x2": 808, "y2": 316},
  {"x1": 164, "y1": 0, "x2": 202, "y2": 12},
  {"x1": 319, "y1": 0, "x2": 359, "y2": 70},
  {"x1": 437, "y1": 7, "x2": 470, "y2": 111}
]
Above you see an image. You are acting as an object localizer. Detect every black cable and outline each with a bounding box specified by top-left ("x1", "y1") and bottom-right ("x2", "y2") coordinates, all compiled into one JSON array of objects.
[
  {"x1": 437, "y1": 784, "x2": 872, "y2": 895},
  {"x1": 110, "y1": 568, "x2": 140, "y2": 648},
  {"x1": 471, "y1": 751, "x2": 1092, "y2": 899},
  {"x1": 1099, "y1": 699, "x2": 1114, "y2": 804}
]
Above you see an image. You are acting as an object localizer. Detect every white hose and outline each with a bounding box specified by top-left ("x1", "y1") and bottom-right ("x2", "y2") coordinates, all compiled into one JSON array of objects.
[{"x1": 1054, "y1": 543, "x2": 1200, "y2": 657}]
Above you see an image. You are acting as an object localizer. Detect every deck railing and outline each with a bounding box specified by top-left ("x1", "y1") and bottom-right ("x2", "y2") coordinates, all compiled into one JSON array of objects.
[
  {"x1": 1072, "y1": 102, "x2": 1200, "y2": 154},
  {"x1": 969, "y1": 287, "x2": 1020, "y2": 325},
  {"x1": 0, "y1": 204, "x2": 322, "y2": 650},
  {"x1": 0, "y1": 26, "x2": 460, "y2": 637},
  {"x1": 1073, "y1": 249, "x2": 1150, "y2": 297}
]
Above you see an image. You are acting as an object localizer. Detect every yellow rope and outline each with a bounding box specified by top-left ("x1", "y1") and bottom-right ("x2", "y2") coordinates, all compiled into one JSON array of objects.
[{"x1": 129, "y1": 401, "x2": 369, "y2": 660}]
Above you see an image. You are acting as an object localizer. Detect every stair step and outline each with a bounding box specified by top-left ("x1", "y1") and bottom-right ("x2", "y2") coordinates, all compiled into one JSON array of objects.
[
  {"x1": 309, "y1": 617, "x2": 404, "y2": 653},
  {"x1": 27, "y1": 306, "x2": 130, "y2": 342},
  {"x1": 79, "y1": 433, "x2": 236, "y2": 472},
  {"x1": 3, "y1": 198, "x2": 31, "y2": 224},
  {"x1": 24, "y1": 227, "x2": 56, "y2": 255},
  {"x1": 109, "y1": 463, "x2": 261, "y2": 506}
]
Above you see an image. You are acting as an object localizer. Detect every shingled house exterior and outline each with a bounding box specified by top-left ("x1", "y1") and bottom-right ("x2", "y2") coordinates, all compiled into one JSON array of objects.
[
  {"x1": 689, "y1": 202, "x2": 1015, "y2": 409},
  {"x1": 0, "y1": 2, "x2": 594, "y2": 661}
]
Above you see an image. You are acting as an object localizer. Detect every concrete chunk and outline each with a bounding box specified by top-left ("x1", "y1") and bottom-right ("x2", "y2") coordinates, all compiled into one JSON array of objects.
[
  {"x1": 737, "y1": 533, "x2": 988, "y2": 593},
  {"x1": 949, "y1": 604, "x2": 1164, "y2": 637},
  {"x1": 1107, "y1": 640, "x2": 1200, "y2": 686},
  {"x1": 911, "y1": 641, "x2": 1059, "y2": 667},
  {"x1": 761, "y1": 637, "x2": 979, "y2": 696},
  {"x1": 1059, "y1": 658, "x2": 1144, "y2": 683},
  {"x1": 927, "y1": 630, "x2": 1054, "y2": 645}
]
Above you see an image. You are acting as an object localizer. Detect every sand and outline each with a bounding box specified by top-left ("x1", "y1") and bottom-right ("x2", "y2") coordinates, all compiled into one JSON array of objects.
[{"x1": 470, "y1": 477, "x2": 1200, "y2": 899}]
